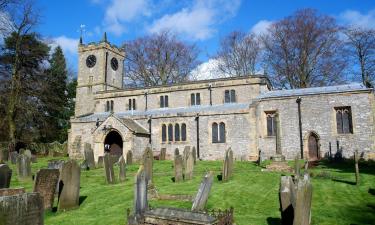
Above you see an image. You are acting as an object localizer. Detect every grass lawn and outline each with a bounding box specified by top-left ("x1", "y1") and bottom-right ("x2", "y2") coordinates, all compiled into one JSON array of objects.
[{"x1": 7, "y1": 157, "x2": 375, "y2": 225}]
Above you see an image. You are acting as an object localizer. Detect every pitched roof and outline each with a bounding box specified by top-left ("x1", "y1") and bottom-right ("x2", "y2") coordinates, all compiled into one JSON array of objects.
[{"x1": 122, "y1": 118, "x2": 149, "y2": 135}]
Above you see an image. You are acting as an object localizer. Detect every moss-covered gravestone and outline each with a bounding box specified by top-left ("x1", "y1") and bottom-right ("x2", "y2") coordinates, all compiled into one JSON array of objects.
[
  {"x1": 58, "y1": 160, "x2": 80, "y2": 211},
  {"x1": 174, "y1": 155, "x2": 183, "y2": 182},
  {"x1": 142, "y1": 147, "x2": 153, "y2": 185}
]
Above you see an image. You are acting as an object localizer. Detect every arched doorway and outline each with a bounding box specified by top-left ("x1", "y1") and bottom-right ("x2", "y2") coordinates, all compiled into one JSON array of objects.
[
  {"x1": 104, "y1": 130, "x2": 123, "y2": 156},
  {"x1": 308, "y1": 132, "x2": 319, "y2": 161}
]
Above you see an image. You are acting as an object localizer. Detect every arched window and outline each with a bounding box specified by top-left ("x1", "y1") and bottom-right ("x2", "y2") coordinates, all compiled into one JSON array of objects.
[
  {"x1": 168, "y1": 124, "x2": 173, "y2": 141},
  {"x1": 181, "y1": 123, "x2": 187, "y2": 141},
  {"x1": 175, "y1": 124, "x2": 180, "y2": 141},
  {"x1": 219, "y1": 122, "x2": 226, "y2": 143},
  {"x1": 161, "y1": 124, "x2": 166, "y2": 142},
  {"x1": 212, "y1": 122, "x2": 218, "y2": 143}
]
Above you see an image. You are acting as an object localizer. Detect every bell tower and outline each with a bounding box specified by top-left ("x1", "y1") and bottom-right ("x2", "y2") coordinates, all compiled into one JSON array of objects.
[{"x1": 74, "y1": 33, "x2": 125, "y2": 117}]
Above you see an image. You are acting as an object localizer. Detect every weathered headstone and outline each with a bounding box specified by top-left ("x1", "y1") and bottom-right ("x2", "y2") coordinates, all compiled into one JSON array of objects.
[
  {"x1": 58, "y1": 160, "x2": 80, "y2": 211},
  {"x1": 0, "y1": 187, "x2": 25, "y2": 196},
  {"x1": 293, "y1": 175, "x2": 312, "y2": 225},
  {"x1": 185, "y1": 150, "x2": 194, "y2": 180},
  {"x1": 160, "y1": 148, "x2": 166, "y2": 160},
  {"x1": 24, "y1": 149, "x2": 32, "y2": 158},
  {"x1": 119, "y1": 156, "x2": 126, "y2": 182},
  {"x1": 97, "y1": 156, "x2": 104, "y2": 168},
  {"x1": 191, "y1": 172, "x2": 214, "y2": 212},
  {"x1": 0, "y1": 192, "x2": 44, "y2": 225},
  {"x1": 0, "y1": 148, "x2": 9, "y2": 163},
  {"x1": 279, "y1": 176, "x2": 295, "y2": 225},
  {"x1": 0, "y1": 164, "x2": 12, "y2": 188},
  {"x1": 84, "y1": 143, "x2": 95, "y2": 169},
  {"x1": 33, "y1": 169, "x2": 60, "y2": 210},
  {"x1": 174, "y1": 148, "x2": 179, "y2": 156},
  {"x1": 192, "y1": 147, "x2": 197, "y2": 165},
  {"x1": 142, "y1": 147, "x2": 153, "y2": 185},
  {"x1": 222, "y1": 149, "x2": 231, "y2": 182},
  {"x1": 126, "y1": 150, "x2": 133, "y2": 165},
  {"x1": 227, "y1": 148, "x2": 234, "y2": 177},
  {"x1": 294, "y1": 155, "x2": 300, "y2": 180},
  {"x1": 9, "y1": 151, "x2": 18, "y2": 164},
  {"x1": 174, "y1": 155, "x2": 183, "y2": 182},
  {"x1": 183, "y1": 146, "x2": 190, "y2": 168},
  {"x1": 19, "y1": 148, "x2": 26, "y2": 155},
  {"x1": 134, "y1": 165, "x2": 148, "y2": 217},
  {"x1": 17, "y1": 154, "x2": 31, "y2": 179},
  {"x1": 104, "y1": 153, "x2": 115, "y2": 184}
]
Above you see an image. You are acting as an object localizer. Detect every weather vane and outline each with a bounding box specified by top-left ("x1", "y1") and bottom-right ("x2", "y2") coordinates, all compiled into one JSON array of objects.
[{"x1": 78, "y1": 24, "x2": 86, "y2": 44}]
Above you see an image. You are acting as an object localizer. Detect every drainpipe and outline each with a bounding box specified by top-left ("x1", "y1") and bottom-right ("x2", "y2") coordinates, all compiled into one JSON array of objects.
[
  {"x1": 148, "y1": 117, "x2": 152, "y2": 144},
  {"x1": 208, "y1": 84, "x2": 212, "y2": 106},
  {"x1": 195, "y1": 114, "x2": 200, "y2": 158},
  {"x1": 296, "y1": 97, "x2": 303, "y2": 159},
  {"x1": 144, "y1": 92, "x2": 148, "y2": 111}
]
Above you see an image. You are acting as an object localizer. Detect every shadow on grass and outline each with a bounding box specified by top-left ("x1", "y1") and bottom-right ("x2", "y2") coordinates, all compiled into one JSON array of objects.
[
  {"x1": 79, "y1": 196, "x2": 88, "y2": 205},
  {"x1": 331, "y1": 178, "x2": 356, "y2": 186},
  {"x1": 266, "y1": 217, "x2": 281, "y2": 225},
  {"x1": 368, "y1": 188, "x2": 375, "y2": 195},
  {"x1": 316, "y1": 160, "x2": 375, "y2": 175}
]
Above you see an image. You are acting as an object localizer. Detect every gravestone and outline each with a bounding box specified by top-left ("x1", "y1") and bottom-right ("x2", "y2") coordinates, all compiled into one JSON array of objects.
[
  {"x1": 183, "y1": 146, "x2": 190, "y2": 168},
  {"x1": 0, "y1": 187, "x2": 25, "y2": 196},
  {"x1": 222, "y1": 148, "x2": 234, "y2": 182},
  {"x1": 33, "y1": 169, "x2": 60, "y2": 210},
  {"x1": 160, "y1": 148, "x2": 166, "y2": 160},
  {"x1": 58, "y1": 160, "x2": 80, "y2": 211},
  {"x1": 118, "y1": 156, "x2": 126, "y2": 182},
  {"x1": 47, "y1": 160, "x2": 65, "y2": 170},
  {"x1": 227, "y1": 148, "x2": 234, "y2": 177},
  {"x1": 17, "y1": 154, "x2": 31, "y2": 179},
  {"x1": 126, "y1": 150, "x2": 133, "y2": 165},
  {"x1": 279, "y1": 176, "x2": 295, "y2": 225},
  {"x1": 142, "y1": 147, "x2": 153, "y2": 185},
  {"x1": 192, "y1": 147, "x2": 197, "y2": 165},
  {"x1": 19, "y1": 148, "x2": 26, "y2": 155},
  {"x1": 24, "y1": 149, "x2": 32, "y2": 158},
  {"x1": 0, "y1": 164, "x2": 12, "y2": 188},
  {"x1": 0, "y1": 192, "x2": 44, "y2": 225},
  {"x1": 30, "y1": 155, "x2": 37, "y2": 163},
  {"x1": 174, "y1": 155, "x2": 183, "y2": 182},
  {"x1": 174, "y1": 148, "x2": 179, "y2": 156},
  {"x1": 80, "y1": 160, "x2": 89, "y2": 171},
  {"x1": 185, "y1": 150, "x2": 194, "y2": 180},
  {"x1": 0, "y1": 148, "x2": 9, "y2": 163},
  {"x1": 97, "y1": 156, "x2": 104, "y2": 168},
  {"x1": 84, "y1": 143, "x2": 95, "y2": 169},
  {"x1": 9, "y1": 151, "x2": 18, "y2": 164},
  {"x1": 104, "y1": 153, "x2": 115, "y2": 184},
  {"x1": 191, "y1": 172, "x2": 214, "y2": 212},
  {"x1": 134, "y1": 165, "x2": 148, "y2": 217}
]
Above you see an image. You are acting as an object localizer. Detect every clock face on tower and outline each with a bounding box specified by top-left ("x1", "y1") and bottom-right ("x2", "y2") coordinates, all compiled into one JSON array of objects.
[
  {"x1": 111, "y1": 57, "x2": 118, "y2": 71},
  {"x1": 86, "y1": 55, "x2": 96, "y2": 68}
]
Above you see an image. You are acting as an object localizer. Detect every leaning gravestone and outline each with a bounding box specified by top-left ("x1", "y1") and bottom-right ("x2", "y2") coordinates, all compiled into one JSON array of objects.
[
  {"x1": 58, "y1": 160, "x2": 80, "y2": 211},
  {"x1": 9, "y1": 151, "x2": 18, "y2": 164},
  {"x1": 174, "y1": 155, "x2": 183, "y2": 182},
  {"x1": 84, "y1": 143, "x2": 95, "y2": 169},
  {"x1": 104, "y1": 153, "x2": 115, "y2": 184},
  {"x1": 0, "y1": 164, "x2": 12, "y2": 188},
  {"x1": 222, "y1": 148, "x2": 234, "y2": 182},
  {"x1": 185, "y1": 150, "x2": 194, "y2": 180},
  {"x1": 33, "y1": 169, "x2": 60, "y2": 210},
  {"x1": 192, "y1": 147, "x2": 197, "y2": 165},
  {"x1": 160, "y1": 148, "x2": 166, "y2": 160},
  {"x1": 0, "y1": 192, "x2": 44, "y2": 225},
  {"x1": 191, "y1": 172, "x2": 214, "y2": 212},
  {"x1": 142, "y1": 147, "x2": 153, "y2": 185},
  {"x1": 17, "y1": 154, "x2": 31, "y2": 179},
  {"x1": 118, "y1": 156, "x2": 126, "y2": 182},
  {"x1": 126, "y1": 150, "x2": 133, "y2": 165},
  {"x1": 97, "y1": 156, "x2": 104, "y2": 168},
  {"x1": 134, "y1": 165, "x2": 148, "y2": 217}
]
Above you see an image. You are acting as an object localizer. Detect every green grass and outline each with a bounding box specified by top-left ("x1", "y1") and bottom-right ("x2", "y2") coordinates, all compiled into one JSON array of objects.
[{"x1": 8, "y1": 157, "x2": 375, "y2": 225}]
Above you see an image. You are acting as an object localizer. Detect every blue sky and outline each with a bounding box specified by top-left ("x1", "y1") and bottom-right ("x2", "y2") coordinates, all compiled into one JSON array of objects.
[{"x1": 36, "y1": 0, "x2": 375, "y2": 73}]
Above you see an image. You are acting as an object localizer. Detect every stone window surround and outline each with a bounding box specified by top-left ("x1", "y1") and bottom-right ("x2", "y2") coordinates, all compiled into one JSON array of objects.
[
  {"x1": 160, "y1": 122, "x2": 188, "y2": 144},
  {"x1": 210, "y1": 121, "x2": 227, "y2": 144},
  {"x1": 224, "y1": 89, "x2": 236, "y2": 104},
  {"x1": 127, "y1": 98, "x2": 136, "y2": 111},
  {"x1": 265, "y1": 110, "x2": 277, "y2": 137},
  {"x1": 334, "y1": 106, "x2": 354, "y2": 135},
  {"x1": 191, "y1": 92, "x2": 201, "y2": 106},
  {"x1": 159, "y1": 95, "x2": 169, "y2": 108}
]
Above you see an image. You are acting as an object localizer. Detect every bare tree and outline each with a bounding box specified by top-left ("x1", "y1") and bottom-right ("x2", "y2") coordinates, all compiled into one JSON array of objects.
[
  {"x1": 344, "y1": 27, "x2": 375, "y2": 85},
  {"x1": 262, "y1": 9, "x2": 346, "y2": 89},
  {"x1": 123, "y1": 31, "x2": 199, "y2": 87},
  {"x1": 216, "y1": 31, "x2": 261, "y2": 77}
]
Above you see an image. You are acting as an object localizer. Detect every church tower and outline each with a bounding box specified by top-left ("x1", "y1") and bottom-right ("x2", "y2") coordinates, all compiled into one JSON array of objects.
[{"x1": 74, "y1": 33, "x2": 125, "y2": 117}]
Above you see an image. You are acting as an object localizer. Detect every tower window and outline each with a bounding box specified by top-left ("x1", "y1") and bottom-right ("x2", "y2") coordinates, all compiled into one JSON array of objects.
[
  {"x1": 160, "y1": 95, "x2": 169, "y2": 108},
  {"x1": 191, "y1": 93, "x2": 201, "y2": 106},
  {"x1": 335, "y1": 107, "x2": 353, "y2": 134},
  {"x1": 224, "y1": 90, "x2": 236, "y2": 103},
  {"x1": 128, "y1": 98, "x2": 136, "y2": 110}
]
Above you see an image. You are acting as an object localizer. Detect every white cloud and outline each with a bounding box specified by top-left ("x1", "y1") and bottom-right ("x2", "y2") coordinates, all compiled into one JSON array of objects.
[
  {"x1": 148, "y1": 0, "x2": 241, "y2": 41},
  {"x1": 51, "y1": 36, "x2": 79, "y2": 55},
  {"x1": 250, "y1": 20, "x2": 273, "y2": 35},
  {"x1": 104, "y1": 0, "x2": 152, "y2": 36},
  {"x1": 190, "y1": 58, "x2": 228, "y2": 80},
  {"x1": 339, "y1": 9, "x2": 375, "y2": 29}
]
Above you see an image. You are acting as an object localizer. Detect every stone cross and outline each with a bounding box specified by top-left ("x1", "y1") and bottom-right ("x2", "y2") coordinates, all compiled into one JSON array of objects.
[
  {"x1": 17, "y1": 154, "x2": 31, "y2": 179},
  {"x1": 58, "y1": 160, "x2": 80, "y2": 211},
  {"x1": 33, "y1": 169, "x2": 60, "y2": 210},
  {"x1": 104, "y1": 153, "x2": 115, "y2": 184},
  {"x1": 118, "y1": 156, "x2": 126, "y2": 182},
  {"x1": 84, "y1": 143, "x2": 95, "y2": 169},
  {"x1": 126, "y1": 150, "x2": 133, "y2": 165},
  {"x1": 142, "y1": 147, "x2": 153, "y2": 185},
  {"x1": 185, "y1": 150, "x2": 194, "y2": 180},
  {"x1": 192, "y1": 147, "x2": 197, "y2": 165},
  {"x1": 0, "y1": 164, "x2": 12, "y2": 188},
  {"x1": 174, "y1": 154, "x2": 183, "y2": 182},
  {"x1": 160, "y1": 148, "x2": 166, "y2": 160},
  {"x1": 0, "y1": 192, "x2": 44, "y2": 225},
  {"x1": 134, "y1": 165, "x2": 148, "y2": 217},
  {"x1": 191, "y1": 172, "x2": 214, "y2": 212}
]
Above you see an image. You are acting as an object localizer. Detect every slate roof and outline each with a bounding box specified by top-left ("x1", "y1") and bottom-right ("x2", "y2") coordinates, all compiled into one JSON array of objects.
[
  {"x1": 257, "y1": 83, "x2": 371, "y2": 99},
  {"x1": 122, "y1": 118, "x2": 149, "y2": 134}
]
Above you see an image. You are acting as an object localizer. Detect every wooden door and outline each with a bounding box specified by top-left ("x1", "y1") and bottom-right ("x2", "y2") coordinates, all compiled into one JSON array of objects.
[{"x1": 308, "y1": 134, "x2": 319, "y2": 161}]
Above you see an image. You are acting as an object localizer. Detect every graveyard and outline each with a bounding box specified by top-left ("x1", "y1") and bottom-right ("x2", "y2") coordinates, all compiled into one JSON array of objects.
[{"x1": 1, "y1": 153, "x2": 374, "y2": 225}]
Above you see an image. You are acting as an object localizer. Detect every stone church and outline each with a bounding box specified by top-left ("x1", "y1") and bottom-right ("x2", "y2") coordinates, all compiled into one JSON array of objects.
[{"x1": 68, "y1": 38, "x2": 375, "y2": 162}]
